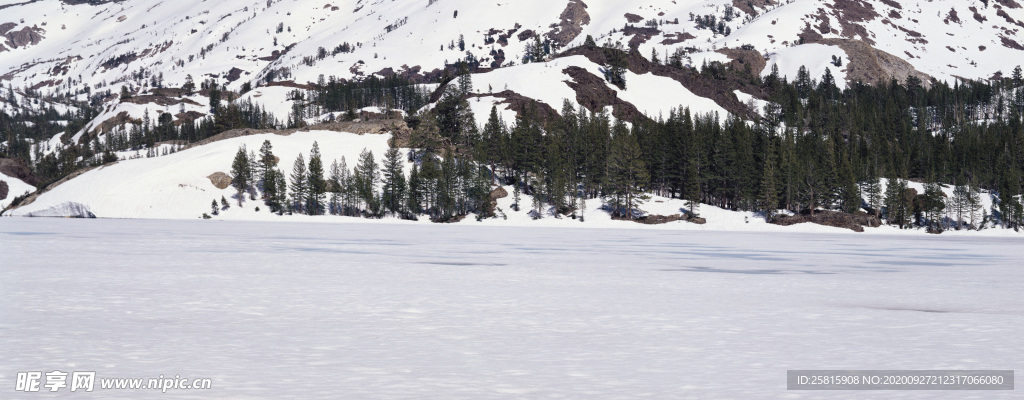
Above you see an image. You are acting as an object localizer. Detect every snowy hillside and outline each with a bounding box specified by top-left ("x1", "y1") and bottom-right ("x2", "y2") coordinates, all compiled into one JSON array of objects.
[
  {"x1": 9, "y1": 130, "x2": 395, "y2": 219},
  {"x1": 2, "y1": 0, "x2": 1023, "y2": 139},
  {"x1": 5, "y1": 128, "x2": 1017, "y2": 237},
  {"x1": 0, "y1": 174, "x2": 34, "y2": 209}
]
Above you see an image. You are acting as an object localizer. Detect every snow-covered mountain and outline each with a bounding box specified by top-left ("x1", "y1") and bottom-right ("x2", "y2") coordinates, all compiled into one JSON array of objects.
[
  {"x1": 3, "y1": 0, "x2": 1023, "y2": 234},
  {"x1": 3, "y1": 0, "x2": 1023, "y2": 132}
]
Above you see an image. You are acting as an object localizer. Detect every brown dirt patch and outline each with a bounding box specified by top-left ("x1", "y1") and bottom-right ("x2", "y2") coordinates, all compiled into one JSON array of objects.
[
  {"x1": 733, "y1": 0, "x2": 776, "y2": 15},
  {"x1": 771, "y1": 210, "x2": 881, "y2": 232},
  {"x1": 817, "y1": 38, "x2": 930, "y2": 86},
  {"x1": 944, "y1": 8, "x2": 960, "y2": 24},
  {"x1": 258, "y1": 43, "x2": 296, "y2": 62},
  {"x1": 489, "y1": 186, "x2": 508, "y2": 200},
  {"x1": 517, "y1": 29, "x2": 536, "y2": 42},
  {"x1": 207, "y1": 172, "x2": 232, "y2": 190},
  {"x1": 616, "y1": 213, "x2": 706, "y2": 225},
  {"x1": 969, "y1": 6, "x2": 986, "y2": 23},
  {"x1": 225, "y1": 67, "x2": 245, "y2": 83},
  {"x1": 830, "y1": 0, "x2": 879, "y2": 44},
  {"x1": 1000, "y1": 35, "x2": 1024, "y2": 50},
  {"x1": 263, "y1": 80, "x2": 314, "y2": 90},
  {"x1": 122, "y1": 94, "x2": 202, "y2": 107},
  {"x1": 660, "y1": 32, "x2": 695, "y2": 45},
  {"x1": 879, "y1": 0, "x2": 901, "y2": 9},
  {"x1": 717, "y1": 48, "x2": 767, "y2": 77},
  {"x1": 466, "y1": 90, "x2": 561, "y2": 123},
  {"x1": 623, "y1": 26, "x2": 659, "y2": 50},
  {"x1": 0, "y1": 180, "x2": 7, "y2": 200},
  {"x1": 186, "y1": 120, "x2": 409, "y2": 150},
  {"x1": 546, "y1": 0, "x2": 590, "y2": 48},
  {"x1": 561, "y1": 46, "x2": 764, "y2": 119},
  {"x1": 86, "y1": 111, "x2": 141, "y2": 142},
  {"x1": 624, "y1": 13, "x2": 643, "y2": 23},
  {"x1": 996, "y1": 8, "x2": 1024, "y2": 28},
  {"x1": 2, "y1": 25, "x2": 45, "y2": 50},
  {"x1": 0, "y1": 158, "x2": 39, "y2": 187},
  {"x1": 562, "y1": 66, "x2": 646, "y2": 123}
]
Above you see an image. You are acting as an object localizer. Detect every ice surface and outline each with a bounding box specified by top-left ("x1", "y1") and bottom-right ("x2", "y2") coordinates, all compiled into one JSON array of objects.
[{"x1": 1, "y1": 218, "x2": 1021, "y2": 399}]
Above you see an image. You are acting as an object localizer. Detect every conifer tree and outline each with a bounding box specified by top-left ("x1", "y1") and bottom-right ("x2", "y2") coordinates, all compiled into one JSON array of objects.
[
  {"x1": 289, "y1": 154, "x2": 308, "y2": 214},
  {"x1": 381, "y1": 147, "x2": 407, "y2": 215},
  {"x1": 258, "y1": 140, "x2": 276, "y2": 191},
  {"x1": 406, "y1": 163, "x2": 423, "y2": 215},
  {"x1": 760, "y1": 139, "x2": 778, "y2": 220},
  {"x1": 273, "y1": 168, "x2": 288, "y2": 214},
  {"x1": 884, "y1": 177, "x2": 911, "y2": 229},
  {"x1": 306, "y1": 142, "x2": 326, "y2": 215},
  {"x1": 329, "y1": 159, "x2": 342, "y2": 215},
  {"x1": 263, "y1": 168, "x2": 282, "y2": 213},
  {"x1": 862, "y1": 165, "x2": 883, "y2": 217},
  {"x1": 923, "y1": 180, "x2": 946, "y2": 230},
  {"x1": 230, "y1": 145, "x2": 251, "y2": 206},
  {"x1": 603, "y1": 122, "x2": 649, "y2": 218},
  {"x1": 354, "y1": 149, "x2": 380, "y2": 215}
]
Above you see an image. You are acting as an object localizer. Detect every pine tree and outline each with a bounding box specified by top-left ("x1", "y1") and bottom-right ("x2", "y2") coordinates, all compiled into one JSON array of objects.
[
  {"x1": 211, "y1": 199, "x2": 219, "y2": 216},
  {"x1": 273, "y1": 168, "x2": 288, "y2": 214},
  {"x1": 258, "y1": 140, "x2": 276, "y2": 192},
  {"x1": 289, "y1": 154, "x2": 308, "y2": 214},
  {"x1": 760, "y1": 139, "x2": 778, "y2": 220},
  {"x1": 862, "y1": 165, "x2": 883, "y2": 217},
  {"x1": 923, "y1": 180, "x2": 946, "y2": 230},
  {"x1": 381, "y1": 147, "x2": 407, "y2": 215},
  {"x1": 354, "y1": 149, "x2": 380, "y2": 215},
  {"x1": 329, "y1": 159, "x2": 343, "y2": 215},
  {"x1": 182, "y1": 74, "x2": 195, "y2": 95},
  {"x1": 336, "y1": 156, "x2": 355, "y2": 216},
  {"x1": 951, "y1": 181, "x2": 970, "y2": 230},
  {"x1": 306, "y1": 142, "x2": 326, "y2": 215},
  {"x1": 263, "y1": 168, "x2": 282, "y2": 213},
  {"x1": 208, "y1": 83, "x2": 222, "y2": 115},
  {"x1": 967, "y1": 181, "x2": 983, "y2": 229},
  {"x1": 230, "y1": 145, "x2": 251, "y2": 206},
  {"x1": 884, "y1": 177, "x2": 910, "y2": 229},
  {"x1": 406, "y1": 163, "x2": 423, "y2": 215},
  {"x1": 603, "y1": 123, "x2": 649, "y2": 218},
  {"x1": 247, "y1": 148, "x2": 259, "y2": 199}
]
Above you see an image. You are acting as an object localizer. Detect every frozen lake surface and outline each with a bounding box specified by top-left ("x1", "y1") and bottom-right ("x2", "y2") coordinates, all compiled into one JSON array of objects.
[{"x1": 2, "y1": 218, "x2": 1022, "y2": 399}]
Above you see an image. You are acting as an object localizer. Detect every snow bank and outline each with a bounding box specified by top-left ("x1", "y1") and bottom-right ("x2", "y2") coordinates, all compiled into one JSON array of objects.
[{"x1": 763, "y1": 44, "x2": 849, "y2": 89}]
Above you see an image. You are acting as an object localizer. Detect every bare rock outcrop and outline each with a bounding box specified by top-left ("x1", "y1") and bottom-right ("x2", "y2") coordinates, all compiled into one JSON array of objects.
[
  {"x1": 207, "y1": 172, "x2": 232, "y2": 190},
  {"x1": 771, "y1": 210, "x2": 881, "y2": 232},
  {"x1": 547, "y1": 0, "x2": 590, "y2": 48}
]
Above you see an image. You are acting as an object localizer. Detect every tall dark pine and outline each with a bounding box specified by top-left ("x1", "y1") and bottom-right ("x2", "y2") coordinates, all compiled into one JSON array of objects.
[
  {"x1": 381, "y1": 147, "x2": 407, "y2": 216},
  {"x1": 230, "y1": 145, "x2": 251, "y2": 207},
  {"x1": 306, "y1": 142, "x2": 326, "y2": 215},
  {"x1": 354, "y1": 149, "x2": 380, "y2": 215},
  {"x1": 289, "y1": 154, "x2": 308, "y2": 214},
  {"x1": 603, "y1": 123, "x2": 649, "y2": 218}
]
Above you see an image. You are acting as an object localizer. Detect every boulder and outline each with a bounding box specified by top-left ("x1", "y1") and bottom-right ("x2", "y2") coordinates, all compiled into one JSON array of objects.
[
  {"x1": 771, "y1": 210, "x2": 881, "y2": 232},
  {"x1": 208, "y1": 172, "x2": 232, "y2": 189}
]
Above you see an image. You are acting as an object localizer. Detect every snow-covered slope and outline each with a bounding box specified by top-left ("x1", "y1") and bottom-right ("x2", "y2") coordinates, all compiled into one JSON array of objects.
[
  {"x1": 9, "y1": 130, "x2": 395, "y2": 219},
  {"x1": 0, "y1": 174, "x2": 35, "y2": 209},
  {"x1": 3, "y1": 0, "x2": 1022, "y2": 136},
  {"x1": 6, "y1": 128, "x2": 1017, "y2": 236},
  {"x1": 3, "y1": 0, "x2": 1020, "y2": 90}
]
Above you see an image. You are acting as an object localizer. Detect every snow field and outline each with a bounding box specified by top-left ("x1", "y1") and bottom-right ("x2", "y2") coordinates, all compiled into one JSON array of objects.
[{"x1": 1, "y1": 218, "x2": 1021, "y2": 399}]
